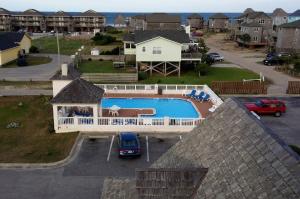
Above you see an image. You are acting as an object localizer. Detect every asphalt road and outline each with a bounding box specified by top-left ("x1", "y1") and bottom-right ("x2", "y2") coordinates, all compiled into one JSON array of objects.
[
  {"x1": 237, "y1": 97, "x2": 300, "y2": 147},
  {"x1": 0, "y1": 135, "x2": 179, "y2": 199}
]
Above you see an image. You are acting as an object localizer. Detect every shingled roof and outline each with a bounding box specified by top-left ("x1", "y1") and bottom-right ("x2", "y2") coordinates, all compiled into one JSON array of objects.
[
  {"x1": 209, "y1": 13, "x2": 229, "y2": 19},
  {"x1": 145, "y1": 13, "x2": 181, "y2": 23},
  {"x1": 272, "y1": 8, "x2": 288, "y2": 17},
  {"x1": 241, "y1": 21, "x2": 263, "y2": 27},
  {"x1": 51, "y1": 78, "x2": 104, "y2": 104},
  {"x1": 279, "y1": 20, "x2": 300, "y2": 28},
  {"x1": 0, "y1": 32, "x2": 26, "y2": 51},
  {"x1": 188, "y1": 13, "x2": 203, "y2": 19},
  {"x1": 123, "y1": 30, "x2": 190, "y2": 44},
  {"x1": 101, "y1": 98, "x2": 300, "y2": 199},
  {"x1": 0, "y1": 7, "x2": 10, "y2": 15}
]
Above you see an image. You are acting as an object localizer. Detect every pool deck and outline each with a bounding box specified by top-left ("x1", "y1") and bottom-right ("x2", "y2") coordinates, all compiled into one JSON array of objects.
[
  {"x1": 102, "y1": 108, "x2": 154, "y2": 117},
  {"x1": 104, "y1": 94, "x2": 213, "y2": 118}
]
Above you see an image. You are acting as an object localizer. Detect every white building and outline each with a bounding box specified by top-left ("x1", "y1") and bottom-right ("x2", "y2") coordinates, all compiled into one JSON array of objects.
[
  {"x1": 123, "y1": 30, "x2": 201, "y2": 77},
  {"x1": 91, "y1": 48, "x2": 100, "y2": 56}
]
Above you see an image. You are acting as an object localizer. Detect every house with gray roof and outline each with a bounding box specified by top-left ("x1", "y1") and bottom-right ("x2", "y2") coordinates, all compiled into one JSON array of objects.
[
  {"x1": 288, "y1": 10, "x2": 300, "y2": 22},
  {"x1": 187, "y1": 14, "x2": 204, "y2": 30},
  {"x1": 234, "y1": 11, "x2": 273, "y2": 47},
  {"x1": 100, "y1": 98, "x2": 300, "y2": 199},
  {"x1": 208, "y1": 13, "x2": 229, "y2": 32},
  {"x1": 276, "y1": 20, "x2": 300, "y2": 53},
  {"x1": 272, "y1": 8, "x2": 288, "y2": 27},
  {"x1": 123, "y1": 30, "x2": 201, "y2": 77},
  {"x1": 0, "y1": 7, "x2": 106, "y2": 33}
]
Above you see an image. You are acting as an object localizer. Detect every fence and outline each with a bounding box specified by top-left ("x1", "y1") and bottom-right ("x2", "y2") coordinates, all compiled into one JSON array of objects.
[
  {"x1": 81, "y1": 73, "x2": 138, "y2": 83},
  {"x1": 82, "y1": 55, "x2": 125, "y2": 61},
  {"x1": 57, "y1": 116, "x2": 204, "y2": 133},
  {"x1": 287, "y1": 81, "x2": 300, "y2": 94},
  {"x1": 211, "y1": 81, "x2": 267, "y2": 94}
]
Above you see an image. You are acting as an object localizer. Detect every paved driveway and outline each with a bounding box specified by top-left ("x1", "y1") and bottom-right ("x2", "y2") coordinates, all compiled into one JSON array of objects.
[
  {"x1": 206, "y1": 36, "x2": 298, "y2": 95},
  {"x1": 0, "y1": 135, "x2": 179, "y2": 199},
  {"x1": 0, "y1": 54, "x2": 71, "y2": 81},
  {"x1": 237, "y1": 97, "x2": 300, "y2": 147}
]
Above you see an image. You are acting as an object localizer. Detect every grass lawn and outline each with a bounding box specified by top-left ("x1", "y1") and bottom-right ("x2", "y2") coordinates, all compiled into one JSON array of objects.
[
  {"x1": 79, "y1": 60, "x2": 133, "y2": 73},
  {"x1": 0, "y1": 96, "x2": 78, "y2": 163},
  {"x1": 33, "y1": 36, "x2": 92, "y2": 55},
  {"x1": 140, "y1": 67, "x2": 260, "y2": 85},
  {"x1": 0, "y1": 81, "x2": 52, "y2": 89},
  {"x1": 3, "y1": 56, "x2": 52, "y2": 68}
]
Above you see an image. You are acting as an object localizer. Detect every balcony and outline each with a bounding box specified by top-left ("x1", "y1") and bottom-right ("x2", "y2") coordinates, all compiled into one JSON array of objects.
[{"x1": 181, "y1": 53, "x2": 202, "y2": 61}]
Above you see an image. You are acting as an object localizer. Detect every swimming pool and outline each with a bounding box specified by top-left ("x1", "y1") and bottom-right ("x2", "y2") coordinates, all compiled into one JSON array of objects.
[{"x1": 101, "y1": 98, "x2": 200, "y2": 118}]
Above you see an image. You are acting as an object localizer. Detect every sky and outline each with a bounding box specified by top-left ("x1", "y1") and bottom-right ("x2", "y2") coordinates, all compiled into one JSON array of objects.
[{"x1": 0, "y1": 0, "x2": 298, "y2": 13}]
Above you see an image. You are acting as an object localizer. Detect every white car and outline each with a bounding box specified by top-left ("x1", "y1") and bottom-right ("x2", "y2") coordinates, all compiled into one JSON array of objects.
[{"x1": 208, "y1": 53, "x2": 224, "y2": 62}]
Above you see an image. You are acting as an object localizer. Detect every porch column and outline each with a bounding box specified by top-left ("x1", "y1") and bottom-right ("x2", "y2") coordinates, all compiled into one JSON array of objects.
[
  {"x1": 52, "y1": 105, "x2": 58, "y2": 132},
  {"x1": 92, "y1": 104, "x2": 98, "y2": 125},
  {"x1": 178, "y1": 62, "x2": 181, "y2": 77}
]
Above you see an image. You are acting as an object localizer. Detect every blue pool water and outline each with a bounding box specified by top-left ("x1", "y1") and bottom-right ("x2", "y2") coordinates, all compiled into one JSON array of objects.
[{"x1": 101, "y1": 98, "x2": 200, "y2": 118}]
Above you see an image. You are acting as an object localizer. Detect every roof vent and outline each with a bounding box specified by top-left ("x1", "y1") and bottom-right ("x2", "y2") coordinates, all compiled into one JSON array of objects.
[{"x1": 61, "y1": 63, "x2": 68, "y2": 76}]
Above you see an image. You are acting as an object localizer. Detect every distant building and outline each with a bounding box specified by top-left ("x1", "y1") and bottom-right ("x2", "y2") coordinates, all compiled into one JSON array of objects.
[
  {"x1": 129, "y1": 13, "x2": 181, "y2": 31},
  {"x1": 276, "y1": 20, "x2": 300, "y2": 53},
  {"x1": 235, "y1": 11, "x2": 273, "y2": 46},
  {"x1": 208, "y1": 13, "x2": 229, "y2": 32},
  {"x1": 289, "y1": 10, "x2": 300, "y2": 22},
  {"x1": 243, "y1": 8, "x2": 255, "y2": 14},
  {"x1": 0, "y1": 32, "x2": 31, "y2": 66},
  {"x1": 114, "y1": 14, "x2": 127, "y2": 28},
  {"x1": 0, "y1": 7, "x2": 106, "y2": 33},
  {"x1": 187, "y1": 14, "x2": 204, "y2": 30},
  {"x1": 272, "y1": 8, "x2": 288, "y2": 28}
]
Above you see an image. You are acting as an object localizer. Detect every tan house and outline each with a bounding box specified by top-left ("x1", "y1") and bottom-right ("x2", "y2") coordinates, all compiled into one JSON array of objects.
[
  {"x1": 0, "y1": 32, "x2": 31, "y2": 66},
  {"x1": 272, "y1": 8, "x2": 288, "y2": 29},
  {"x1": 187, "y1": 14, "x2": 204, "y2": 30},
  {"x1": 238, "y1": 22, "x2": 266, "y2": 46},
  {"x1": 276, "y1": 20, "x2": 300, "y2": 53},
  {"x1": 208, "y1": 13, "x2": 229, "y2": 32},
  {"x1": 0, "y1": 7, "x2": 106, "y2": 33},
  {"x1": 129, "y1": 13, "x2": 181, "y2": 31},
  {"x1": 114, "y1": 14, "x2": 127, "y2": 28}
]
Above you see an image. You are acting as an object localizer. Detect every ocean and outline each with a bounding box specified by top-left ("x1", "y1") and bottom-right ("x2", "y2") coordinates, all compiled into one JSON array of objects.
[{"x1": 101, "y1": 12, "x2": 242, "y2": 25}]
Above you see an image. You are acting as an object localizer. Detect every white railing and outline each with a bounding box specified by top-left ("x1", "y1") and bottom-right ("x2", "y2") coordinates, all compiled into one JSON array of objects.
[
  {"x1": 95, "y1": 83, "x2": 223, "y2": 106},
  {"x1": 57, "y1": 116, "x2": 204, "y2": 132}
]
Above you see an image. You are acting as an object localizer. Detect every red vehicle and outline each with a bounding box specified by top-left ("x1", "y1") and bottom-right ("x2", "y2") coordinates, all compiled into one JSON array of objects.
[{"x1": 244, "y1": 99, "x2": 286, "y2": 117}]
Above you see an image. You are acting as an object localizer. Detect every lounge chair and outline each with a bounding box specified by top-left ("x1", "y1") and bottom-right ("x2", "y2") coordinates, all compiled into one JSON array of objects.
[
  {"x1": 193, "y1": 91, "x2": 205, "y2": 100},
  {"x1": 201, "y1": 94, "x2": 210, "y2": 102},
  {"x1": 185, "y1": 89, "x2": 197, "y2": 98}
]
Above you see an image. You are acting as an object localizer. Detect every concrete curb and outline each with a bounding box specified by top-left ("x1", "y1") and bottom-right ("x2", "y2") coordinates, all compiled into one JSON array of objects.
[{"x1": 0, "y1": 133, "x2": 84, "y2": 170}]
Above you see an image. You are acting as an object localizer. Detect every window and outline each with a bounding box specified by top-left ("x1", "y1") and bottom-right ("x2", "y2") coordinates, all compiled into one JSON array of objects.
[
  {"x1": 142, "y1": 46, "x2": 146, "y2": 52},
  {"x1": 131, "y1": 44, "x2": 136, "y2": 49},
  {"x1": 258, "y1": 19, "x2": 265, "y2": 24},
  {"x1": 254, "y1": 27, "x2": 259, "y2": 32},
  {"x1": 253, "y1": 36, "x2": 258, "y2": 41},
  {"x1": 153, "y1": 47, "x2": 161, "y2": 54},
  {"x1": 125, "y1": 43, "x2": 130, "y2": 49}
]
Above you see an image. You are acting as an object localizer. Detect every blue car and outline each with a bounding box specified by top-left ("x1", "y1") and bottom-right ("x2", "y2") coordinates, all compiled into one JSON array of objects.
[{"x1": 118, "y1": 132, "x2": 141, "y2": 158}]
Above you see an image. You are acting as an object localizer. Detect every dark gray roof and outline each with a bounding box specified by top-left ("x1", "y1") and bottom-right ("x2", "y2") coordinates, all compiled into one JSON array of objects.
[
  {"x1": 237, "y1": 11, "x2": 271, "y2": 20},
  {"x1": 290, "y1": 9, "x2": 300, "y2": 17},
  {"x1": 50, "y1": 11, "x2": 71, "y2": 17},
  {"x1": 101, "y1": 168, "x2": 208, "y2": 199},
  {"x1": 129, "y1": 30, "x2": 190, "y2": 44},
  {"x1": 152, "y1": 98, "x2": 300, "y2": 198},
  {"x1": 0, "y1": 32, "x2": 26, "y2": 51},
  {"x1": 131, "y1": 14, "x2": 145, "y2": 20},
  {"x1": 123, "y1": 33, "x2": 135, "y2": 42},
  {"x1": 50, "y1": 64, "x2": 80, "y2": 80},
  {"x1": 0, "y1": 7, "x2": 10, "y2": 15},
  {"x1": 279, "y1": 20, "x2": 300, "y2": 28},
  {"x1": 51, "y1": 78, "x2": 104, "y2": 104},
  {"x1": 145, "y1": 13, "x2": 181, "y2": 23},
  {"x1": 22, "y1": 9, "x2": 43, "y2": 16},
  {"x1": 209, "y1": 13, "x2": 229, "y2": 19},
  {"x1": 188, "y1": 13, "x2": 203, "y2": 19},
  {"x1": 272, "y1": 8, "x2": 288, "y2": 17},
  {"x1": 241, "y1": 21, "x2": 263, "y2": 27},
  {"x1": 243, "y1": 8, "x2": 255, "y2": 14},
  {"x1": 77, "y1": 10, "x2": 103, "y2": 17}
]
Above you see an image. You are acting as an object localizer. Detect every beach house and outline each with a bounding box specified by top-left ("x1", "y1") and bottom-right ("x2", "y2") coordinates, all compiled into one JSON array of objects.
[{"x1": 276, "y1": 20, "x2": 300, "y2": 53}]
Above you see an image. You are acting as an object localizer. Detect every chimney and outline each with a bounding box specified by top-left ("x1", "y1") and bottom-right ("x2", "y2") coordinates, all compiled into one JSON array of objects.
[{"x1": 61, "y1": 63, "x2": 68, "y2": 76}]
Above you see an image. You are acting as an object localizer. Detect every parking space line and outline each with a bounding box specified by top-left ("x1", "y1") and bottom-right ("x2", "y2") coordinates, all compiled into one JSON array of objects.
[
  {"x1": 107, "y1": 135, "x2": 115, "y2": 162},
  {"x1": 146, "y1": 136, "x2": 150, "y2": 162}
]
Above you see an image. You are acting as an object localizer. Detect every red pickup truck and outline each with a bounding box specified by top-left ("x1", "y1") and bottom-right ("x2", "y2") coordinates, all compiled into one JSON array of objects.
[{"x1": 244, "y1": 99, "x2": 286, "y2": 117}]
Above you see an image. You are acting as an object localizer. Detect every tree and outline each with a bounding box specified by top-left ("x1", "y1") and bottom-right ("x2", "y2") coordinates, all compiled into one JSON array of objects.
[
  {"x1": 195, "y1": 63, "x2": 210, "y2": 77},
  {"x1": 239, "y1": 34, "x2": 251, "y2": 48},
  {"x1": 198, "y1": 38, "x2": 210, "y2": 54}
]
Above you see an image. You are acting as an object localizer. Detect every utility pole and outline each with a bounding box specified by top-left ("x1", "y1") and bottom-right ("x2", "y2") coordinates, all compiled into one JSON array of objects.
[{"x1": 56, "y1": 29, "x2": 61, "y2": 67}]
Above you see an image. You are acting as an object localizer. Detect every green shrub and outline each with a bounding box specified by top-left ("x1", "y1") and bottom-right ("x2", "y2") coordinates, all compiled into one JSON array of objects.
[
  {"x1": 294, "y1": 61, "x2": 300, "y2": 72},
  {"x1": 29, "y1": 45, "x2": 39, "y2": 53},
  {"x1": 138, "y1": 72, "x2": 148, "y2": 80},
  {"x1": 48, "y1": 120, "x2": 55, "y2": 133},
  {"x1": 92, "y1": 33, "x2": 116, "y2": 45},
  {"x1": 195, "y1": 63, "x2": 210, "y2": 76},
  {"x1": 100, "y1": 47, "x2": 121, "y2": 55}
]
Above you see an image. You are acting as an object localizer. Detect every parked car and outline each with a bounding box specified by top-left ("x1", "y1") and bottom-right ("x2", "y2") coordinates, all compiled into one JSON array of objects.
[
  {"x1": 207, "y1": 53, "x2": 224, "y2": 62},
  {"x1": 263, "y1": 56, "x2": 284, "y2": 66},
  {"x1": 118, "y1": 132, "x2": 141, "y2": 157},
  {"x1": 244, "y1": 99, "x2": 286, "y2": 117},
  {"x1": 277, "y1": 52, "x2": 291, "y2": 58}
]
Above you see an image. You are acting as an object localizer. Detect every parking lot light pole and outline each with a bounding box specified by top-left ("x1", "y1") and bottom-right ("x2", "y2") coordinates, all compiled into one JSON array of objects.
[{"x1": 56, "y1": 30, "x2": 61, "y2": 67}]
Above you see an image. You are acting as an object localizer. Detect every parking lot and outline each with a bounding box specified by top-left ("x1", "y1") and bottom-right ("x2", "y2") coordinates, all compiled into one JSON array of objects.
[
  {"x1": 63, "y1": 135, "x2": 180, "y2": 178},
  {"x1": 237, "y1": 97, "x2": 300, "y2": 147}
]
